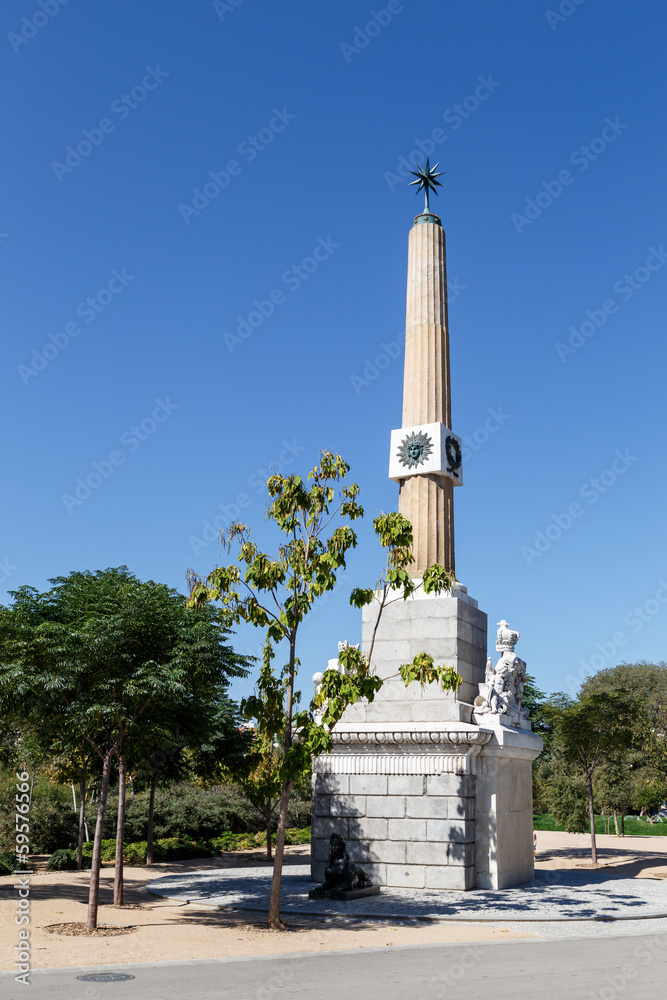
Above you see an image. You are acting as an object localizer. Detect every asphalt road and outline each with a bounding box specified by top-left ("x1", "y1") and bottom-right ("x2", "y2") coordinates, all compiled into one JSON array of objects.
[{"x1": 5, "y1": 934, "x2": 667, "y2": 1000}]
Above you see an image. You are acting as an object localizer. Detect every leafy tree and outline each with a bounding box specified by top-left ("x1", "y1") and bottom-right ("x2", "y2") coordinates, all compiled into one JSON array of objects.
[
  {"x1": 188, "y1": 452, "x2": 459, "y2": 929},
  {"x1": 580, "y1": 661, "x2": 667, "y2": 722},
  {"x1": 582, "y1": 662, "x2": 667, "y2": 829},
  {"x1": 549, "y1": 691, "x2": 637, "y2": 862},
  {"x1": 594, "y1": 754, "x2": 634, "y2": 835},
  {"x1": 529, "y1": 690, "x2": 574, "y2": 813},
  {"x1": 0, "y1": 567, "x2": 249, "y2": 929},
  {"x1": 226, "y1": 733, "x2": 282, "y2": 860},
  {"x1": 543, "y1": 766, "x2": 589, "y2": 833},
  {"x1": 42, "y1": 742, "x2": 101, "y2": 869},
  {"x1": 633, "y1": 775, "x2": 667, "y2": 821}
]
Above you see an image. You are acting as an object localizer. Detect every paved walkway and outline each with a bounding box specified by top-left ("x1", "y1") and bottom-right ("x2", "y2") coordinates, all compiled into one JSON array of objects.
[
  {"x1": 6, "y1": 936, "x2": 667, "y2": 999},
  {"x1": 147, "y1": 863, "x2": 667, "y2": 925}
]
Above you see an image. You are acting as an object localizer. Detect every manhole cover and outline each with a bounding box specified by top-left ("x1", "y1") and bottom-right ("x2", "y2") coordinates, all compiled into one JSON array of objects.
[{"x1": 76, "y1": 973, "x2": 136, "y2": 982}]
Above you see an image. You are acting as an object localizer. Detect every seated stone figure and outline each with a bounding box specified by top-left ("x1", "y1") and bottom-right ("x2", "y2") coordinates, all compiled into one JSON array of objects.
[{"x1": 309, "y1": 833, "x2": 374, "y2": 899}]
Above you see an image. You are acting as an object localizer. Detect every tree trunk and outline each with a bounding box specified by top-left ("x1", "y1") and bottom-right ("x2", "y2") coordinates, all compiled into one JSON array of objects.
[
  {"x1": 613, "y1": 810, "x2": 620, "y2": 837},
  {"x1": 77, "y1": 760, "x2": 87, "y2": 870},
  {"x1": 267, "y1": 778, "x2": 293, "y2": 929},
  {"x1": 266, "y1": 631, "x2": 296, "y2": 929},
  {"x1": 87, "y1": 750, "x2": 113, "y2": 931},
  {"x1": 146, "y1": 769, "x2": 157, "y2": 866},
  {"x1": 114, "y1": 757, "x2": 126, "y2": 905},
  {"x1": 266, "y1": 808, "x2": 272, "y2": 861},
  {"x1": 621, "y1": 812, "x2": 625, "y2": 836},
  {"x1": 587, "y1": 775, "x2": 597, "y2": 864}
]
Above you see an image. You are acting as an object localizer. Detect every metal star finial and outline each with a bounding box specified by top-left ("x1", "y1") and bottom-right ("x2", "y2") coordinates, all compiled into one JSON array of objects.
[{"x1": 408, "y1": 158, "x2": 445, "y2": 213}]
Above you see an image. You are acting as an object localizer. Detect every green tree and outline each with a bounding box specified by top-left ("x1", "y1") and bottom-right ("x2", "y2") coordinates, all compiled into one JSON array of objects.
[
  {"x1": 529, "y1": 691, "x2": 574, "y2": 813},
  {"x1": 580, "y1": 661, "x2": 667, "y2": 721},
  {"x1": 633, "y1": 775, "x2": 667, "y2": 821},
  {"x1": 42, "y1": 741, "x2": 101, "y2": 869},
  {"x1": 543, "y1": 766, "x2": 589, "y2": 833},
  {"x1": 0, "y1": 567, "x2": 249, "y2": 929},
  {"x1": 549, "y1": 691, "x2": 637, "y2": 862},
  {"x1": 188, "y1": 453, "x2": 459, "y2": 929},
  {"x1": 225, "y1": 732, "x2": 282, "y2": 860},
  {"x1": 594, "y1": 754, "x2": 634, "y2": 835}
]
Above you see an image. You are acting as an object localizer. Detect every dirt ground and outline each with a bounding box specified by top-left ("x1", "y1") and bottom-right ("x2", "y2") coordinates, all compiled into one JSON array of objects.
[
  {"x1": 534, "y1": 829, "x2": 667, "y2": 877},
  {"x1": 2, "y1": 832, "x2": 666, "y2": 971}
]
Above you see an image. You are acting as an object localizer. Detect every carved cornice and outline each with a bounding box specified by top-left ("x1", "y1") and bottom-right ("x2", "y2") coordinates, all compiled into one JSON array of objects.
[
  {"x1": 315, "y1": 753, "x2": 478, "y2": 776},
  {"x1": 331, "y1": 730, "x2": 492, "y2": 748}
]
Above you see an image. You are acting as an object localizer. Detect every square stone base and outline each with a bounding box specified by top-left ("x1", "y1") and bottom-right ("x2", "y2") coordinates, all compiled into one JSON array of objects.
[
  {"x1": 312, "y1": 590, "x2": 542, "y2": 891},
  {"x1": 347, "y1": 587, "x2": 487, "y2": 726},
  {"x1": 312, "y1": 771, "x2": 477, "y2": 891}
]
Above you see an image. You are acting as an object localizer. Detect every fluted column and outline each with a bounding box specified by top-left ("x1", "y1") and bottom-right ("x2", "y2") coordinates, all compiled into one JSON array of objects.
[{"x1": 398, "y1": 217, "x2": 455, "y2": 577}]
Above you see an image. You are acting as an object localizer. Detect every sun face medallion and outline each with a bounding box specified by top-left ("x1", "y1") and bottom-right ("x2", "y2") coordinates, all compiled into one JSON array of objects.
[{"x1": 397, "y1": 430, "x2": 433, "y2": 471}]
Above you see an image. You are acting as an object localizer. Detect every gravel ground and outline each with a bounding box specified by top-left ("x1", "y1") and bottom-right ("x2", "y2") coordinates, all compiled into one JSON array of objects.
[{"x1": 146, "y1": 863, "x2": 667, "y2": 939}]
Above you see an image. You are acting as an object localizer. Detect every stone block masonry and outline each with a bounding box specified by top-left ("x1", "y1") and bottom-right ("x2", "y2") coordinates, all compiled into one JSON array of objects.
[
  {"x1": 355, "y1": 588, "x2": 488, "y2": 726},
  {"x1": 312, "y1": 767, "x2": 478, "y2": 889}
]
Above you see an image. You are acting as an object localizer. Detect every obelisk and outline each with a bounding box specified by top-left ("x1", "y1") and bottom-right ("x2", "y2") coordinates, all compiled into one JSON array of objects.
[
  {"x1": 388, "y1": 160, "x2": 462, "y2": 578},
  {"x1": 311, "y1": 164, "x2": 544, "y2": 894},
  {"x1": 311, "y1": 168, "x2": 542, "y2": 890}
]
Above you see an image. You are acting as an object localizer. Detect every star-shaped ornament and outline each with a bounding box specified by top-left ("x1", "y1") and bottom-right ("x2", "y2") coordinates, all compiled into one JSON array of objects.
[{"x1": 408, "y1": 158, "x2": 445, "y2": 213}]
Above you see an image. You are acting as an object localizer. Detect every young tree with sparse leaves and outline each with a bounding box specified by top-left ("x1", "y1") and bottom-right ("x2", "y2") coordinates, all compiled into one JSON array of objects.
[{"x1": 188, "y1": 452, "x2": 461, "y2": 929}]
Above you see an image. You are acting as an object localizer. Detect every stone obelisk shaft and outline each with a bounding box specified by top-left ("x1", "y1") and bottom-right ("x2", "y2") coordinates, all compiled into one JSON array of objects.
[{"x1": 398, "y1": 219, "x2": 454, "y2": 577}]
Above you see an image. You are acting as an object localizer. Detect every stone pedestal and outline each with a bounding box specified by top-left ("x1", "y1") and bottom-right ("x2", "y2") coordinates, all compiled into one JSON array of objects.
[
  {"x1": 347, "y1": 585, "x2": 487, "y2": 725},
  {"x1": 474, "y1": 725, "x2": 539, "y2": 889},
  {"x1": 311, "y1": 591, "x2": 543, "y2": 891}
]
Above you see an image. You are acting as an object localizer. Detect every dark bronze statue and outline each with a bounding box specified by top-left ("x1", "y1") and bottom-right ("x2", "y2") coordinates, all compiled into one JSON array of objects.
[{"x1": 309, "y1": 833, "x2": 376, "y2": 900}]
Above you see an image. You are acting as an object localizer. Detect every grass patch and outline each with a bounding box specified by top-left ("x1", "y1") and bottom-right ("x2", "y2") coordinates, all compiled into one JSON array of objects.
[{"x1": 534, "y1": 814, "x2": 667, "y2": 836}]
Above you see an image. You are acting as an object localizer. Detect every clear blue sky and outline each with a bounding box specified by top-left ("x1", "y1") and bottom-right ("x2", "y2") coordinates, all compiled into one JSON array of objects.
[{"x1": 2, "y1": 0, "x2": 666, "y2": 705}]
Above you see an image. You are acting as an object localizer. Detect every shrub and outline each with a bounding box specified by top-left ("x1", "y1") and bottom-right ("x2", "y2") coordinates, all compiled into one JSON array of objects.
[
  {"x1": 46, "y1": 849, "x2": 78, "y2": 871},
  {"x1": 285, "y1": 826, "x2": 311, "y2": 846},
  {"x1": 0, "y1": 770, "x2": 78, "y2": 854},
  {"x1": 82, "y1": 836, "x2": 213, "y2": 864},
  {"x1": 211, "y1": 827, "x2": 310, "y2": 852},
  {"x1": 0, "y1": 851, "x2": 20, "y2": 876},
  {"x1": 29, "y1": 794, "x2": 78, "y2": 853},
  {"x1": 102, "y1": 782, "x2": 261, "y2": 841},
  {"x1": 156, "y1": 837, "x2": 215, "y2": 861}
]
